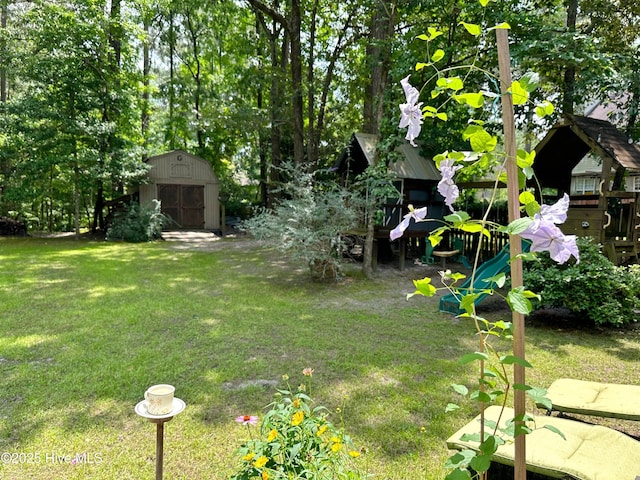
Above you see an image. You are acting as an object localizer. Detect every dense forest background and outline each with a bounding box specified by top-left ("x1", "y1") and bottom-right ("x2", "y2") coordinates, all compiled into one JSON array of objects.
[{"x1": 0, "y1": 0, "x2": 638, "y2": 233}]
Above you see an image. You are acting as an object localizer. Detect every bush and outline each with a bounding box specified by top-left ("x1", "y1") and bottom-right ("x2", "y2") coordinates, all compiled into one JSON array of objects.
[
  {"x1": 231, "y1": 371, "x2": 367, "y2": 480},
  {"x1": 523, "y1": 237, "x2": 640, "y2": 326},
  {"x1": 106, "y1": 199, "x2": 168, "y2": 242},
  {"x1": 242, "y1": 165, "x2": 360, "y2": 281}
]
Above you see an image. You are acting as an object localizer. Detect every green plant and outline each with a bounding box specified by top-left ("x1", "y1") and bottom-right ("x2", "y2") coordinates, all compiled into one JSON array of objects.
[
  {"x1": 393, "y1": 5, "x2": 573, "y2": 479},
  {"x1": 523, "y1": 237, "x2": 640, "y2": 326},
  {"x1": 242, "y1": 164, "x2": 360, "y2": 281},
  {"x1": 231, "y1": 370, "x2": 367, "y2": 480},
  {"x1": 106, "y1": 199, "x2": 168, "y2": 242}
]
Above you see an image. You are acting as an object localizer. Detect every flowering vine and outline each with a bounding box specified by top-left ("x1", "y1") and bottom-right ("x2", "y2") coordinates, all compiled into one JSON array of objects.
[{"x1": 392, "y1": 3, "x2": 577, "y2": 479}]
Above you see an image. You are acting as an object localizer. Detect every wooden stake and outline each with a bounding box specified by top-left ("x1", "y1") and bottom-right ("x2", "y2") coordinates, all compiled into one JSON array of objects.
[{"x1": 496, "y1": 28, "x2": 527, "y2": 480}]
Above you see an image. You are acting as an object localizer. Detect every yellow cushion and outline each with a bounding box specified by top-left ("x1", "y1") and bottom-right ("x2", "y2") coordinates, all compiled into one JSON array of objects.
[
  {"x1": 545, "y1": 378, "x2": 640, "y2": 420},
  {"x1": 447, "y1": 405, "x2": 640, "y2": 480}
]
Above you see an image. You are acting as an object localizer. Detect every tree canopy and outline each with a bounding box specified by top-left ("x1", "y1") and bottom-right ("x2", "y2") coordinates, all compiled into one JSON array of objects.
[{"x1": 0, "y1": 0, "x2": 638, "y2": 232}]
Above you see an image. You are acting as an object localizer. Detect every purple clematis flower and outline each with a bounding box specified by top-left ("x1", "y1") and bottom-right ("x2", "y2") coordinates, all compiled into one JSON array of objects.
[
  {"x1": 390, "y1": 206, "x2": 428, "y2": 241},
  {"x1": 520, "y1": 193, "x2": 579, "y2": 264},
  {"x1": 437, "y1": 160, "x2": 463, "y2": 212},
  {"x1": 538, "y1": 193, "x2": 570, "y2": 224},
  {"x1": 521, "y1": 220, "x2": 579, "y2": 264},
  {"x1": 399, "y1": 76, "x2": 423, "y2": 147}
]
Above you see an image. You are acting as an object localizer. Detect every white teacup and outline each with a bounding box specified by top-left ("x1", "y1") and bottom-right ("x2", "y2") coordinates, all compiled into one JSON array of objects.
[{"x1": 144, "y1": 384, "x2": 175, "y2": 415}]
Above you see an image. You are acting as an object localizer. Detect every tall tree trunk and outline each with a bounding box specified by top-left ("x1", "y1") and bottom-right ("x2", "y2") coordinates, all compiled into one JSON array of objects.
[
  {"x1": 626, "y1": 68, "x2": 639, "y2": 140},
  {"x1": 255, "y1": 17, "x2": 268, "y2": 208},
  {"x1": 289, "y1": 0, "x2": 305, "y2": 165},
  {"x1": 93, "y1": 0, "x2": 121, "y2": 233},
  {"x1": 185, "y1": 13, "x2": 204, "y2": 154},
  {"x1": 362, "y1": 1, "x2": 397, "y2": 279},
  {"x1": 305, "y1": 0, "x2": 318, "y2": 168},
  {"x1": 142, "y1": 16, "x2": 151, "y2": 154},
  {"x1": 1, "y1": 2, "x2": 7, "y2": 103},
  {"x1": 168, "y1": 10, "x2": 176, "y2": 150},
  {"x1": 362, "y1": 2, "x2": 396, "y2": 135},
  {"x1": 562, "y1": 0, "x2": 578, "y2": 114},
  {"x1": 267, "y1": 33, "x2": 288, "y2": 207},
  {"x1": 250, "y1": 2, "x2": 288, "y2": 208}
]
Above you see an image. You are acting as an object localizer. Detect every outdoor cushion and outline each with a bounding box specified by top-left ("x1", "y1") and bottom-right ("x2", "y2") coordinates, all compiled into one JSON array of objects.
[
  {"x1": 543, "y1": 378, "x2": 640, "y2": 420},
  {"x1": 446, "y1": 405, "x2": 640, "y2": 480}
]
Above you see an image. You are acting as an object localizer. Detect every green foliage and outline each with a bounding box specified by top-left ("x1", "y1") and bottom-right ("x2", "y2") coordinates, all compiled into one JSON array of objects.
[
  {"x1": 231, "y1": 372, "x2": 367, "y2": 480},
  {"x1": 443, "y1": 319, "x2": 557, "y2": 480},
  {"x1": 242, "y1": 165, "x2": 360, "y2": 281},
  {"x1": 106, "y1": 200, "x2": 167, "y2": 243},
  {"x1": 1, "y1": 0, "x2": 145, "y2": 231},
  {"x1": 352, "y1": 162, "x2": 401, "y2": 227},
  {"x1": 523, "y1": 237, "x2": 640, "y2": 326}
]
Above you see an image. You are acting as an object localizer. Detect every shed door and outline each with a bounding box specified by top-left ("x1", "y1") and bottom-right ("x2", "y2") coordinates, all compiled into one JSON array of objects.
[{"x1": 157, "y1": 184, "x2": 205, "y2": 229}]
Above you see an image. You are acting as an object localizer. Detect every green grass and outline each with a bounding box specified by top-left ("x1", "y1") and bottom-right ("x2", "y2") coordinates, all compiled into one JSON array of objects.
[{"x1": 1, "y1": 236, "x2": 639, "y2": 479}]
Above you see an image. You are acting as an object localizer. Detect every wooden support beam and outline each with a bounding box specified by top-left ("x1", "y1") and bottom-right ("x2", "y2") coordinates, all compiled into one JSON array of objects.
[{"x1": 496, "y1": 28, "x2": 526, "y2": 480}]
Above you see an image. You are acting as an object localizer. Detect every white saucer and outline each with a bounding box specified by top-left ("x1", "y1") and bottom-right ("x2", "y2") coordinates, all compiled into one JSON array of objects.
[{"x1": 135, "y1": 397, "x2": 186, "y2": 419}]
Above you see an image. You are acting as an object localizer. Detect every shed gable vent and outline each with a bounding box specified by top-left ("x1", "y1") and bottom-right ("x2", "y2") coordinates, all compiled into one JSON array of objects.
[{"x1": 171, "y1": 158, "x2": 192, "y2": 178}]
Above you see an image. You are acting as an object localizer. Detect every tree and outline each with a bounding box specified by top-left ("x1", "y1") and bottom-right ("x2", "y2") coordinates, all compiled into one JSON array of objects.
[
  {"x1": 360, "y1": 1, "x2": 397, "y2": 279},
  {"x1": 2, "y1": 0, "x2": 144, "y2": 233},
  {"x1": 246, "y1": 0, "x2": 305, "y2": 166}
]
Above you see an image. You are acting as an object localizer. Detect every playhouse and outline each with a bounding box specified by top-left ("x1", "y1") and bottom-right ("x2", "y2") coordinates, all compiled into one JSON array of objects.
[
  {"x1": 335, "y1": 133, "x2": 445, "y2": 268},
  {"x1": 532, "y1": 114, "x2": 640, "y2": 264}
]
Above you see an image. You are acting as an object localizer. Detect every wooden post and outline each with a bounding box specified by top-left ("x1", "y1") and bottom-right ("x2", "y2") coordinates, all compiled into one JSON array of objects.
[
  {"x1": 156, "y1": 421, "x2": 164, "y2": 480},
  {"x1": 496, "y1": 28, "x2": 527, "y2": 480}
]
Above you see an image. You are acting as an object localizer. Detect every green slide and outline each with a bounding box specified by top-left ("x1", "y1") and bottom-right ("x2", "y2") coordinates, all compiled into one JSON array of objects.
[{"x1": 438, "y1": 239, "x2": 531, "y2": 314}]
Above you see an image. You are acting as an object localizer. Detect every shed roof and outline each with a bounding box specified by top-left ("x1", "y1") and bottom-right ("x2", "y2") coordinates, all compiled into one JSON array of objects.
[
  {"x1": 533, "y1": 114, "x2": 640, "y2": 193},
  {"x1": 335, "y1": 133, "x2": 441, "y2": 181},
  {"x1": 146, "y1": 149, "x2": 218, "y2": 183}
]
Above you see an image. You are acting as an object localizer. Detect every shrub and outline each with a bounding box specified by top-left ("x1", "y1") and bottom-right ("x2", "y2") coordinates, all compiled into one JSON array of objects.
[
  {"x1": 523, "y1": 237, "x2": 640, "y2": 326},
  {"x1": 242, "y1": 165, "x2": 360, "y2": 281},
  {"x1": 231, "y1": 371, "x2": 367, "y2": 480},
  {"x1": 106, "y1": 199, "x2": 168, "y2": 243}
]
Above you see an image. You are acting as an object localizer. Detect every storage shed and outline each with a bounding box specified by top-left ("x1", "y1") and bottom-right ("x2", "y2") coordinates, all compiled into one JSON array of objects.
[{"x1": 138, "y1": 150, "x2": 220, "y2": 230}]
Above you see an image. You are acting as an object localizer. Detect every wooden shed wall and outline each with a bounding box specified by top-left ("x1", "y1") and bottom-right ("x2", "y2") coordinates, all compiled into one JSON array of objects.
[{"x1": 139, "y1": 150, "x2": 220, "y2": 230}]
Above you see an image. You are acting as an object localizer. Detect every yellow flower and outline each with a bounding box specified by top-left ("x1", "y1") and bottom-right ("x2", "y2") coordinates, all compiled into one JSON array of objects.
[
  {"x1": 330, "y1": 436, "x2": 342, "y2": 452},
  {"x1": 348, "y1": 450, "x2": 360, "y2": 458},
  {"x1": 292, "y1": 398, "x2": 301, "y2": 408},
  {"x1": 267, "y1": 429, "x2": 278, "y2": 442},
  {"x1": 316, "y1": 425, "x2": 328, "y2": 436},
  {"x1": 291, "y1": 411, "x2": 304, "y2": 426},
  {"x1": 262, "y1": 470, "x2": 269, "y2": 480},
  {"x1": 242, "y1": 452, "x2": 256, "y2": 461},
  {"x1": 253, "y1": 456, "x2": 268, "y2": 468}
]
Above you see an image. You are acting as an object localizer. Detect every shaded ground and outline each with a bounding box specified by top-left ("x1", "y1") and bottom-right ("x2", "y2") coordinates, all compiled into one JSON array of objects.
[
  {"x1": 27, "y1": 230, "x2": 637, "y2": 330},
  {"x1": 157, "y1": 231, "x2": 616, "y2": 323}
]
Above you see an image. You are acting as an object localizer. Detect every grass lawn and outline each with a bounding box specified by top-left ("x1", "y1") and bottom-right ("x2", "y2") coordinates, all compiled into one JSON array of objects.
[{"x1": 1, "y1": 235, "x2": 639, "y2": 479}]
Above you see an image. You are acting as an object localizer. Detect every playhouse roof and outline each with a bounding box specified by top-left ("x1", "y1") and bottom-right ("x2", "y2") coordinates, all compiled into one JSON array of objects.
[
  {"x1": 335, "y1": 133, "x2": 441, "y2": 181},
  {"x1": 533, "y1": 114, "x2": 640, "y2": 193}
]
